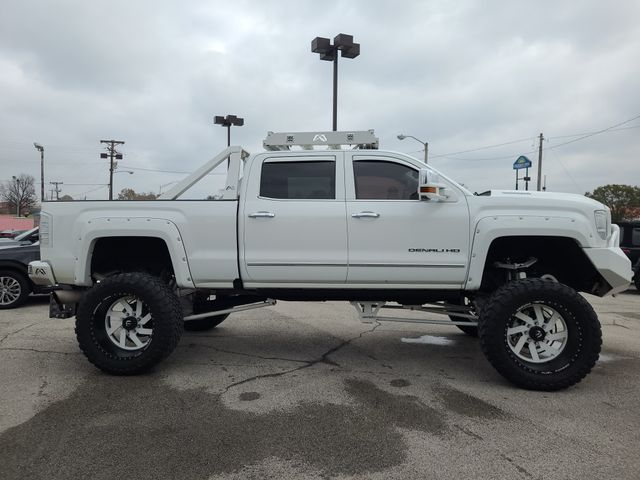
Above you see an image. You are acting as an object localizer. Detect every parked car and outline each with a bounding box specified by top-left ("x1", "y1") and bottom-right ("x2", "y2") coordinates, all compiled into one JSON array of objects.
[
  {"x1": 0, "y1": 241, "x2": 42, "y2": 309},
  {"x1": 0, "y1": 227, "x2": 39, "y2": 246},
  {"x1": 0, "y1": 230, "x2": 25, "y2": 238},
  {"x1": 616, "y1": 221, "x2": 640, "y2": 289}
]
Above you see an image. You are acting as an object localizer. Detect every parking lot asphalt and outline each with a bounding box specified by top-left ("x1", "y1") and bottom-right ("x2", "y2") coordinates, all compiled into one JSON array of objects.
[{"x1": 1, "y1": 290, "x2": 639, "y2": 480}]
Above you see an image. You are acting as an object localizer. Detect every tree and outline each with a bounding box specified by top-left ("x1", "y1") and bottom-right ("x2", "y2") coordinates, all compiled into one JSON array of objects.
[
  {"x1": 0, "y1": 174, "x2": 38, "y2": 216},
  {"x1": 117, "y1": 188, "x2": 158, "y2": 200},
  {"x1": 59, "y1": 195, "x2": 74, "y2": 201},
  {"x1": 585, "y1": 184, "x2": 640, "y2": 222}
]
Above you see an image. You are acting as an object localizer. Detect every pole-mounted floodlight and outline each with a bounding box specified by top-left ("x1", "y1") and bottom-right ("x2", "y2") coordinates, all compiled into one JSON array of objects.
[
  {"x1": 33, "y1": 142, "x2": 45, "y2": 202},
  {"x1": 311, "y1": 33, "x2": 360, "y2": 131},
  {"x1": 214, "y1": 114, "x2": 245, "y2": 147},
  {"x1": 398, "y1": 134, "x2": 429, "y2": 164}
]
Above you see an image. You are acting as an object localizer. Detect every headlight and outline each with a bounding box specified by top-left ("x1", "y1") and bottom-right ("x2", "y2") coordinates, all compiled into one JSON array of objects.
[
  {"x1": 594, "y1": 210, "x2": 609, "y2": 240},
  {"x1": 39, "y1": 212, "x2": 52, "y2": 246}
]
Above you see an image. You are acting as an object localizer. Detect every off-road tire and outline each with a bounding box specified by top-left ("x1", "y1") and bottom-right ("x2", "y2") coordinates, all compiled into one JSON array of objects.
[
  {"x1": 479, "y1": 278, "x2": 601, "y2": 391},
  {"x1": 75, "y1": 272, "x2": 183, "y2": 375},
  {"x1": 0, "y1": 269, "x2": 31, "y2": 309},
  {"x1": 184, "y1": 313, "x2": 229, "y2": 331}
]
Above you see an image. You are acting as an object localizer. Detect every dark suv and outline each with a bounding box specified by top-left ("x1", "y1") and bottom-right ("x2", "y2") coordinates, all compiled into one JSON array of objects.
[{"x1": 617, "y1": 221, "x2": 640, "y2": 289}]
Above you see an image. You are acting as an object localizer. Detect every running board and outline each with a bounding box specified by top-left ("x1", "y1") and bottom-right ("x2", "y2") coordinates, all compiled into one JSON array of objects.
[
  {"x1": 183, "y1": 299, "x2": 276, "y2": 322},
  {"x1": 350, "y1": 301, "x2": 478, "y2": 326}
]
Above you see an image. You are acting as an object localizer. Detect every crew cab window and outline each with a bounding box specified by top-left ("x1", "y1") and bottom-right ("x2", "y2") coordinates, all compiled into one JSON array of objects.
[
  {"x1": 260, "y1": 161, "x2": 336, "y2": 199},
  {"x1": 633, "y1": 228, "x2": 640, "y2": 246},
  {"x1": 353, "y1": 160, "x2": 418, "y2": 200}
]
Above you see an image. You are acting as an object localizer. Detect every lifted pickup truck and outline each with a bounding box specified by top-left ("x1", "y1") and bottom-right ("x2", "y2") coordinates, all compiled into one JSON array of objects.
[{"x1": 29, "y1": 130, "x2": 632, "y2": 390}]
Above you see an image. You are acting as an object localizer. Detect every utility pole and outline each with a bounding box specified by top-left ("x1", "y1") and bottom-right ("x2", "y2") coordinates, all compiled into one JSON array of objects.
[
  {"x1": 536, "y1": 132, "x2": 544, "y2": 191},
  {"x1": 100, "y1": 140, "x2": 125, "y2": 200},
  {"x1": 49, "y1": 181, "x2": 63, "y2": 200}
]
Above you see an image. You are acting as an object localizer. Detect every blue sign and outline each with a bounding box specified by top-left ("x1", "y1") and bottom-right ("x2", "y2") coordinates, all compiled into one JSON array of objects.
[{"x1": 513, "y1": 155, "x2": 532, "y2": 170}]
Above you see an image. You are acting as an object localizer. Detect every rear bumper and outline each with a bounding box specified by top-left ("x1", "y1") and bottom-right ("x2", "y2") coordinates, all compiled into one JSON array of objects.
[
  {"x1": 584, "y1": 246, "x2": 633, "y2": 295},
  {"x1": 28, "y1": 261, "x2": 56, "y2": 286}
]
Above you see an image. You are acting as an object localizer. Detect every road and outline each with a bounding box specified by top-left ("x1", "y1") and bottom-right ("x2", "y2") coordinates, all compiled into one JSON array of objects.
[{"x1": 1, "y1": 290, "x2": 639, "y2": 479}]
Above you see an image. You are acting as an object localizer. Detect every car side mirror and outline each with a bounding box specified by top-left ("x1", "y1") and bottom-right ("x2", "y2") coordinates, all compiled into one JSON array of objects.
[{"x1": 418, "y1": 168, "x2": 448, "y2": 201}]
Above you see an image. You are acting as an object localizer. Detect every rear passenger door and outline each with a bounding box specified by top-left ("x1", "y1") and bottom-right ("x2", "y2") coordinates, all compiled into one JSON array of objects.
[{"x1": 240, "y1": 154, "x2": 348, "y2": 284}]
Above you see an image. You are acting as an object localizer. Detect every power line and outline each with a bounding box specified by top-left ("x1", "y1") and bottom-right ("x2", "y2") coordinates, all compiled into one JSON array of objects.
[
  {"x1": 430, "y1": 136, "x2": 535, "y2": 159},
  {"x1": 546, "y1": 124, "x2": 640, "y2": 140},
  {"x1": 120, "y1": 165, "x2": 190, "y2": 174},
  {"x1": 436, "y1": 150, "x2": 537, "y2": 162},
  {"x1": 548, "y1": 147, "x2": 583, "y2": 193},
  {"x1": 546, "y1": 113, "x2": 640, "y2": 150}
]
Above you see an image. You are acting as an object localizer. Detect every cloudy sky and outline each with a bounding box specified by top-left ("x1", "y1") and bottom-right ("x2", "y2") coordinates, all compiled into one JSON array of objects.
[{"x1": 1, "y1": 0, "x2": 639, "y2": 200}]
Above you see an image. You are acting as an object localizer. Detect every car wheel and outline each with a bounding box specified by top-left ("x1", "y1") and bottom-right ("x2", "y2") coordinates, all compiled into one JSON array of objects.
[
  {"x1": 479, "y1": 278, "x2": 601, "y2": 391},
  {"x1": 0, "y1": 270, "x2": 31, "y2": 309},
  {"x1": 75, "y1": 272, "x2": 183, "y2": 375}
]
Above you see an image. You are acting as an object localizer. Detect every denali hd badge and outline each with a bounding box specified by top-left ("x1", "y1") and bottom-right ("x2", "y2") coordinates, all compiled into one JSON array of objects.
[{"x1": 408, "y1": 248, "x2": 461, "y2": 253}]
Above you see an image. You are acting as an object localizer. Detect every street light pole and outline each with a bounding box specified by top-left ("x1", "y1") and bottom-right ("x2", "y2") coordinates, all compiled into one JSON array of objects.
[
  {"x1": 312, "y1": 34, "x2": 360, "y2": 131},
  {"x1": 214, "y1": 115, "x2": 244, "y2": 147},
  {"x1": 33, "y1": 143, "x2": 44, "y2": 202},
  {"x1": 398, "y1": 134, "x2": 429, "y2": 164}
]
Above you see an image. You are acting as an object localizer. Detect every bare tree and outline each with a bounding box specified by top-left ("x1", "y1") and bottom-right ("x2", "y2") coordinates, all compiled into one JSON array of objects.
[{"x1": 0, "y1": 174, "x2": 38, "y2": 216}]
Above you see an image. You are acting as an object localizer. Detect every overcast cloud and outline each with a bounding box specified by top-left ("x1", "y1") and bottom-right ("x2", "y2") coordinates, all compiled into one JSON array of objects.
[{"x1": 1, "y1": 0, "x2": 639, "y2": 199}]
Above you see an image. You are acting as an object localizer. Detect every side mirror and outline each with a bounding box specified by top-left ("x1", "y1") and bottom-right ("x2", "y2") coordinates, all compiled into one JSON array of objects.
[{"x1": 418, "y1": 169, "x2": 448, "y2": 201}]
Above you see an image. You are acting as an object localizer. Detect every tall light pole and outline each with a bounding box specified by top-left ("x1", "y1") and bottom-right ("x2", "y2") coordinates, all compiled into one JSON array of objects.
[
  {"x1": 33, "y1": 143, "x2": 44, "y2": 202},
  {"x1": 311, "y1": 34, "x2": 360, "y2": 131},
  {"x1": 214, "y1": 115, "x2": 244, "y2": 147},
  {"x1": 398, "y1": 134, "x2": 429, "y2": 164}
]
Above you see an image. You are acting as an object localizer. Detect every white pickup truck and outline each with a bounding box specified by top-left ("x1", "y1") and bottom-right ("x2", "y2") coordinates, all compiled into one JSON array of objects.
[{"x1": 29, "y1": 130, "x2": 632, "y2": 390}]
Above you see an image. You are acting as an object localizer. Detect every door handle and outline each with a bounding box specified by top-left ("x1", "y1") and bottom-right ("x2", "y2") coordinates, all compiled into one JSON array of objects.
[
  {"x1": 248, "y1": 211, "x2": 276, "y2": 218},
  {"x1": 351, "y1": 211, "x2": 380, "y2": 218}
]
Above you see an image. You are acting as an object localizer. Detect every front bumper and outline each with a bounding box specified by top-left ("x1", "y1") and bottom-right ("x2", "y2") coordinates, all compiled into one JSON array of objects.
[
  {"x1": 28, "y1": 261, "x2": 56, "y2": 287},
  {"x1": 584, "y1": 246, "x2": 633, "y2": 295}
]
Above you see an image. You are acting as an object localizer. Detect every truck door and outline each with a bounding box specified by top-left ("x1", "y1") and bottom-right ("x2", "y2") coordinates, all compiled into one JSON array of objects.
[
  {"x1": 240, "y1": 154, "x2": 348, "y2": 284},
  {"x1": 345, "y1": 154, "x2": 470, "y2": 288}
]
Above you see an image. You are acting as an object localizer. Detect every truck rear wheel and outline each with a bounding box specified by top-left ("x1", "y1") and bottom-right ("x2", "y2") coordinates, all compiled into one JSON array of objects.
[
  {"x1": 479, "y1": 278, "x2": 601, "y2": 391},
  {"x1": 75, "y1": 272, "x2": 183, "y2": 375}
]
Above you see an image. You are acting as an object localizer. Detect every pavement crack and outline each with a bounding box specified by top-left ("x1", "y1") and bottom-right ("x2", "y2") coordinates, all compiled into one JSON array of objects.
[
  {"x1": 181, "y1": 343, "x2": 310, "y2": 364},
  {"x1": 220, "y1": 322, "x2": 381, "y2": 394},
  {"x1": 0, "y1": 347, "x2": 80, "y2": 356},
  {"x1": 498, "y1": 453, "x2": 539, "y2": 479},
  {"x1": 0, "y1": 322, "x2": 40, "y2": 346}
]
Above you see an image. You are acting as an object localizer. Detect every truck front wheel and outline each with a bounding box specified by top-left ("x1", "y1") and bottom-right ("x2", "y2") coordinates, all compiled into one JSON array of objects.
[
  {"x1": 479, "y1": 278, "x2": 601, "y2": 391},
  {"x1": 75, "y1": 272, "x2": 183, "y2": 375}
]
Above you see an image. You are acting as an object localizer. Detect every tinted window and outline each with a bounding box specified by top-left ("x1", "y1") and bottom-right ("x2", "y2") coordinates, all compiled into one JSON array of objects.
[
  {"x1": 633, "y1": 228, "x2": 640, "y2": 246},
  {"x1": 353, "y1": 160, "x2": 418, "y2": 200},
  {"x1": 260, "y1": 161, "x2": 336, "y2": 199}
]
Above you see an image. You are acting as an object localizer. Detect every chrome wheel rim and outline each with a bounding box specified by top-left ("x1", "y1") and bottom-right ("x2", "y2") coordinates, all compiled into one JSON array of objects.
[
  {"x1": 0, "y1": 276, "x2": 21, "y2": 305},
  {"x1": 104, "y1": 296, "x2": 153, "y2": 351},
  {"x1": 507, "y1": 303, "x2": 568, "y2": 364}
]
